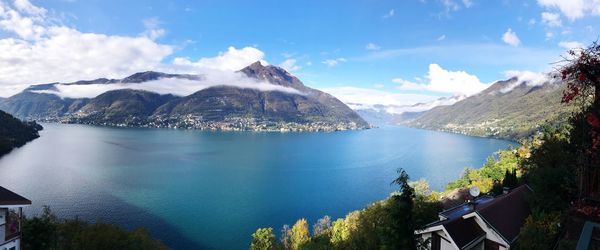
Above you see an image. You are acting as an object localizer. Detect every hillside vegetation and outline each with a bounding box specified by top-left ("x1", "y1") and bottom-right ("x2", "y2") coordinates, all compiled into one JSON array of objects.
[
  {"x1": 0, "y1": 109, "x2": 42, "y2": 157},
  {"x1": 22, "y1": 207, "x2": 168, "y2": 250},
  {"x1": 406, "y1": 78, "x2": 576, "y2": 140}
]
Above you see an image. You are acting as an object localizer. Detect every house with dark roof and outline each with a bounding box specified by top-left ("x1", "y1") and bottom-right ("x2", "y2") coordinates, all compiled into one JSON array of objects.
[
  {"x1": 415, "y1": 185, "x2": 532, "y2": 250},
  {"x1": 0, "y1": 186, "x2": 31, "y2": 250}
]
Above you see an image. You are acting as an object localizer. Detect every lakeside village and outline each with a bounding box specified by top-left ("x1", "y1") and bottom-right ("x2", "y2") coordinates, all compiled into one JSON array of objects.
[{"x1": 50, "y1": 114, "x2": 368, "y2": 132}]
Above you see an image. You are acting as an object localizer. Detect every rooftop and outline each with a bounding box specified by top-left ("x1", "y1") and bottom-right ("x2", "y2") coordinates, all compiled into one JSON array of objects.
[
  {"x1": 0, "y1": 186, "x2": 31, "y2": 206},
  {"x1": 476, "y1": 185, "x2": 532, "y2": 243},
  {"x1": 419, "y1": 185, "x2": 533, "y2": 247}
]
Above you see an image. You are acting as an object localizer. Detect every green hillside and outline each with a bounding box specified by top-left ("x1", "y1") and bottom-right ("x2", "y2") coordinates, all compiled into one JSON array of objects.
[{"x1": 406, "y1": 78, "x2": 576, "y2": 140}]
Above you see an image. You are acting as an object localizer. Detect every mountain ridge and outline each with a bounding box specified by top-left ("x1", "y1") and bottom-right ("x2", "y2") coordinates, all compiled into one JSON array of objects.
[
  {"x1": 0, "y1": 62, "x2": 368, "y2": 132},
  {"x1": 403, "y1": 77, "x2": 575, "y2": 140}
]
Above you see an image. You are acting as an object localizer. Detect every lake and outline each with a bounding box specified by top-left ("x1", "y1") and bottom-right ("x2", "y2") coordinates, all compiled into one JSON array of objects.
[{"x1": 0, "y1": 123, "x2": 515, "y2": 249}]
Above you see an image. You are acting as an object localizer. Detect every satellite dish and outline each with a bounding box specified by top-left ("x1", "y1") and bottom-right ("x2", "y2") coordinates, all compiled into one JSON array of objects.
[{"x1": 469, "y1": 186, "x2": 480, "y2": 197}]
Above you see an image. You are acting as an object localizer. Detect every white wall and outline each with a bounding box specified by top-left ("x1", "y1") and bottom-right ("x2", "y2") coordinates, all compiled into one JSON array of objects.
[{"x1": 1, "y1": 238, "x2": 20, "y2": 250}]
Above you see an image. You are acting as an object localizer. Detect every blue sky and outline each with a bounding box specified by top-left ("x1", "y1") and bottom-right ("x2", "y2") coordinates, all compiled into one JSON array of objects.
[{"x1": 1, "y1": 0, "x2": 599, "y2": 105}]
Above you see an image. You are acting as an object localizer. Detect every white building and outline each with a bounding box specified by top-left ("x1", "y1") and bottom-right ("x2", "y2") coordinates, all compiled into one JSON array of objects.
[
  {"x1": 0, "y1": 186, "x2": 31, "y2": 250},
  {"x1": 415, "y1": 185, "x2": 532, "y2": 250}
]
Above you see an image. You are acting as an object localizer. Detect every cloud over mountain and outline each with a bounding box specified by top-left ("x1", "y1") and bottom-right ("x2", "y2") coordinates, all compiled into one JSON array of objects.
[
  {"x1": 32, "y1": 70, "x2": 301, "y2": 99},
  {"x1": 0, "y1": 0, "x2": 270, "y2": 98}
]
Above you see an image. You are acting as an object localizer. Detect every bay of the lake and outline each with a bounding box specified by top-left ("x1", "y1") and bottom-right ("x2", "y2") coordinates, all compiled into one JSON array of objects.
[{"x1": 0, "y1": 123, "x2": 515, "y2": 249}]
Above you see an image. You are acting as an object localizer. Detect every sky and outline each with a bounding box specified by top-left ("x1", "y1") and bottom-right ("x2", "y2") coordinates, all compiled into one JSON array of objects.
[{"x1": 0, "y1": 0, "x2": 599, "y2": 106}]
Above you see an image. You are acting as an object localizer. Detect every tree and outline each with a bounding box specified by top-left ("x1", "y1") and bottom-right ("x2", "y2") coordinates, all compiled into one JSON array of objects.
[
  {"x1": 22, "y1": 206, "x2": 167, "y2": 250},
  {"x1": 502, "y1": 169, "x2": 518, "y2": 189},
  {"x1": 21, "y1": 206, "x2": 57, "y2": 250},
  {"x1": 251, "y1": 228, "x2": 277, "y2": 250},
  {"x1": 280, "y1": 224, "x2": 292, "y2": 249},
  {"x1": 387, "y1": 168, "x2": 416, "y2": 249},
  {"x1": 330, "y1": 218, "x2": 348, "y2": 247},
  {"x1": 514, "y1": 211, "x2": 561, "y2": 249},
  {"x1": 559, "y1": 42, "x2": 600, "y2": 198},
  {"x1": 290, "y1": 218, "x2": 310, "y2": 249},
  {"x1": 312, "y1": 215, "x2": 332, "y2": 237}
]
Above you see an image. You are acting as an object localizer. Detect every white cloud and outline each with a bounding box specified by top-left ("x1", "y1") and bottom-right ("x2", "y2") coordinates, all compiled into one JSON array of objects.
[
  {"x1": 32, "y1": 71, "x2": 302, "y2": 99},
  {"x1": 528, "y1": 18, "x2": 536, "y2": 25},
  {"x1": 320, "y1": 86, "x2": 438, "y2": 107},
  {"x1": 501, "y1": 70, "x2": 553, "y2": 92},
  {"x1": 545, "y1": 32, "x2": 554, "y2": 40},
  {"x1": 279, "y1": 58, "x2": 301, "y2": 72},
  {"x1": 141, "y1": 17, "x2": 166, "y2": 40},
  {"x1": 0, "y1": 0, "x2": 282, "y2": 98},
  {"x1": 13, "y1": 0, "x2": 46, "y2": 16},
  {"x1": 322, "y1": 58, "x2": 346, "y2": 67},
  {"x1": 441, "y1": 0, "x2": 460, "y2": 11},
  {"x1": 394, "y1": 64, "x2": 489, "y2": 96},
  {"x1": 382, "y1": 9, "x2": 395, "y2": 18},
  {"x1": 502, "y1": 28, "x2": 521, "y2": 47},
  {"x1": 558, "y1": 40, "x2": 585, "y2": 50},
  {"x1": 437, "y1": 35, "x2": 446, "y2": 41},
  {"x1": 172, "y1": 46, "x2": 265, "y2": 71},
  {"x1": 365, "y1": 43, "x2": 381, "y2": 50},
  {"x1": 462, "y1": 0, "x2": 473, "y2": 8},
  {"x1": 541, "y1": 12, "x2": 562, "y2": 27},
  {"x1": 0, "y1": 0, "x2": 173, "y2": 87},
  {"x1": 537, "y1": 0, "x2": 600, "y2": 20}
]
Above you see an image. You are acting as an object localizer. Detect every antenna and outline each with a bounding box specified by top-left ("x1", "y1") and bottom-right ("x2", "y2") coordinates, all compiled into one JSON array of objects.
[{"x1": 469, "y1": 186, "x2": 480, "y2": 198}]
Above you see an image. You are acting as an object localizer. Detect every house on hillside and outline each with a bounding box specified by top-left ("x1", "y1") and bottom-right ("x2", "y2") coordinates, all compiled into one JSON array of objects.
[
  {"x1": 0, "y1": 186, "x2": 31, "y2": 250},
  {"x1": 415, "y1": 185, "x2": 532, "y2": 250}
]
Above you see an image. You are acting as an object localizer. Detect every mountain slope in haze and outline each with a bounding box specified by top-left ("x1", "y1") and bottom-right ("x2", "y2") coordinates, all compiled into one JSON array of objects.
[
  {"x1": 0, "y1": 110, "x2": 42, "y2": 157},
  {"x1": 1, "y1": 62, "x2": 368, "y2": 132},
  {"x1": 405, "y1": 78, "x2": 575, "y2": 140},
  {"x1": 350, "y1": 95, "x2": 466, "y2": 126}
]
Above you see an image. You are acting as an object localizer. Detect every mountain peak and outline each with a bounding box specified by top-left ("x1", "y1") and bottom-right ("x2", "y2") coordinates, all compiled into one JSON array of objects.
[
  {"x1": 122, "y1": 71, "x2": 168, "y2": 83},
  {"x1": 247, "y1": 61, "x2": 264, "y2": 69},
  {"x1": 240, "y1": 61, "x2": 304, "y2": 89}
]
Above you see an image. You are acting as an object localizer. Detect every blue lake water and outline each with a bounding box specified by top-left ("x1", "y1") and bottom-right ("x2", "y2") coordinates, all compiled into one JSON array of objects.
[{"x1": 0, "y1": 123, "x2": 515, "y2": 249}]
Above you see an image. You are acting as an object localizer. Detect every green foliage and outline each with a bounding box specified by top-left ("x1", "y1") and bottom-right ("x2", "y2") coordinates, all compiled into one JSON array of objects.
[
  {"x1": 21, "y1": 206, "x2": 57, "y2": 250},
  {"x1": 523, "y1": 126, "x2": 577, "y2": 212},
  {"x1": 290, "y1": 218, "x2": 310, "y2": 249},
  {"x1": 251, "y1": 227, "x2": 277, "y2": 250},
  {"x1": 263, "y1": 169, "x2": 443, "y2": 250},
  {"x1": 444, "y1": 148, "x2": 522, "y2": 193},
  {"x1": 329, "y1": 218, "x2": 348, "y2": 247},
  {"x1": 409, "y1": 178, "x2": 431, "y2": 197},
  {"x1": 501, "y1": 169, "x2": 518, "y2": 189},
  {"x1": 0, "y1": 109, "x2": 42, "y2": 157},
  {"x1": 514, "y1": 211, "x2": 561, "y2": 250},
  {"x1": 407, "y1": 78, "x2": 576, "y2": 140},
  {"x1": 21, "y1": 206, "x2": 167, "y2": 250}
]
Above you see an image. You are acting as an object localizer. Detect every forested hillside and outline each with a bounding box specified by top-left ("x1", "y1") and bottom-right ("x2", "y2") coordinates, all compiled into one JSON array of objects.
[{"x1": 0, "y1": 110, "x2": 42, "y2": 157}]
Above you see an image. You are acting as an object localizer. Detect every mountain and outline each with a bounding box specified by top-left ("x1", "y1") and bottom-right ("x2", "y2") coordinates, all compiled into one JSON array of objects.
[
  {"x1": 0, "y1": 110, "x2": 43, "y2": 157},
  {"x1": 350, "y1": 95, "x2": 466, "y2": 126},
  {"x1": 1, "y1": 62, "x2": 368, "y2": 132},
  {"x1": 405, "y1": 77, "x2": 575, "y2": 140},
  {"x1": 69, "y1": 89, "x2": 179, "y2": 126},
  {"x1": 0, "y1": 91, "x2": 88, "y2": 120}
]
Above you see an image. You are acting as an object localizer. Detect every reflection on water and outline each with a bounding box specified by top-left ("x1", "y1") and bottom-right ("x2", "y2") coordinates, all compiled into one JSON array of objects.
[{"x1": 0, "y1": 123, "x2": 515, "y2": 249}]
